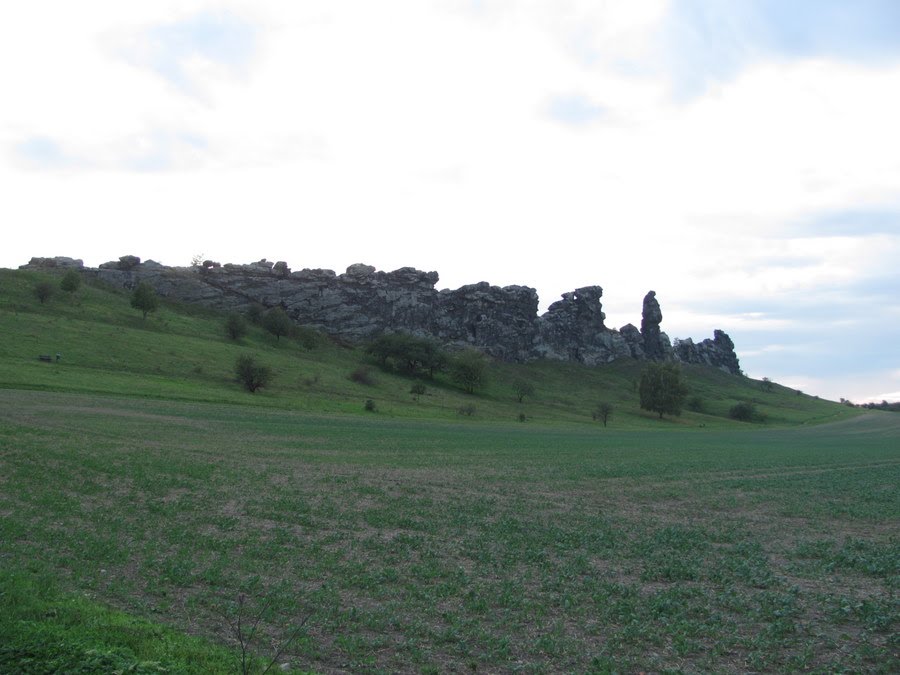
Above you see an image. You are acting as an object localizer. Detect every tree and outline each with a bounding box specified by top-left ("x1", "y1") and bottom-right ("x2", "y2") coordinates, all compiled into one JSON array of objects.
[
  {"x1": 729, "y1": 401, "x2": 758, "y2": 422},
  {"x1": 235, "y1": 354, "x2": 272, "y2": 393},
  {"x1": 451, "y1": 348, "x2": 488, "y2": 394},
  {"x1": 367, "y1": 333, "x2": 447, "y2": 378},
  {"x1": 639, "y1": 362, "x2": 688, "y2": 419},
  {"x1": 513, "y1": 379, "x2": 535, "y2": 403},
  {"x1": 60, "y1": 270, "x2": 81, "y2": 294},
  {"x1": 593, "y1": 401, "x2": 614, "y2": 427},
  {"x1": 225, "y1": 313, "x2": 248, "y2": 341},
  {"x1": 130, "y1": 283, "x2": 159, "y2": 319},
  {"x1": 263, "y1": 307, "x2": 292, "y2": 343},
  {"x1": 761, "y1": 377, "x2": 774, "y2": 393},
  {"x1": 34, "y1": 281, "x2": 54, "y2": 304}
]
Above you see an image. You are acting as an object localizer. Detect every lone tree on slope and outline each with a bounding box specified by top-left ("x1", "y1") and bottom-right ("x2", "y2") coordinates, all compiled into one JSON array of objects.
[
  {"x1": 130, "y1": 282, "x2": 159, "y2": 319},
  {"x1": 263, "y1": 307, "x2": 292, "y2": 343},
  {"x1": 60, "y1": 270, "x2": 81, "y2": 294},
  {"x1": 639, "y1": 362, "x2": 688, "y2": 419}
]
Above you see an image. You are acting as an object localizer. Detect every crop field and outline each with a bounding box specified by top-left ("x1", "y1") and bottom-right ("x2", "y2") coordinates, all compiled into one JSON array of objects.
[{"x1": 1, "y1": 389, "x2": 897, "y2": 673}]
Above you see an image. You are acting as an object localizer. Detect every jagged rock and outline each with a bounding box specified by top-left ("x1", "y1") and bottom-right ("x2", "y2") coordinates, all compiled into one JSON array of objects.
[
  {"x1": 673, "y1": 330, "x2": 740, "y2": 373},
  {"x1": 21, "y1": 256, "x2": 84, "y2": 269},
  {"x1": 619, "y1": 323, "x2": 644, "y2": 359},
  {"x1": 538, "y1": 286, "x2": 630, "y2": 364},
  {"x1": 640, "y1": 291, "x2": 669, "y2": 360},
  {"x1": 17, "y1": 255, "x2": 742, "y2": 374}
]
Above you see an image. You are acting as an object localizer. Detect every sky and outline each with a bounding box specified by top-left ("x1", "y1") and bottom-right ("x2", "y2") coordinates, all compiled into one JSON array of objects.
[{"x1": 2, "y1": 1, "x2": 899, "y2": 403}]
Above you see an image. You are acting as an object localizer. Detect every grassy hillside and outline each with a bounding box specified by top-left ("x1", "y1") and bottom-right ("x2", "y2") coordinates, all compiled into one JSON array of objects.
[
  {"x1": 2, "y1": 268, "x2": 896, "y2": 672},
  {"x1": 0, "y1": 268, "x2": 857, "y2": 427}
]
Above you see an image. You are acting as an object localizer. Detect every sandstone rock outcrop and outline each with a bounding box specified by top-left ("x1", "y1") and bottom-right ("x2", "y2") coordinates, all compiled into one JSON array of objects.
[{"x1": 20, "y1": 256, "x2": 742, "y2": 374}]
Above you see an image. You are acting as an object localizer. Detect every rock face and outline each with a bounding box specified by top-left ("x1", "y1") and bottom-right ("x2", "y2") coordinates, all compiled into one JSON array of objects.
[
  {"x1": 640, "y1": 291, "x2": 672, "y2": 360},
  {"x1": 20, "y1": 256, "x2": 742, "y2": 374}
]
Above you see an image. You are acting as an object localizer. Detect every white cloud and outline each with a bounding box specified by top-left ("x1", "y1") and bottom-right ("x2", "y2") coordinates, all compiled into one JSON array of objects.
[{"x1": 1, "y1": 1, "x2": 899, "y2": 400}]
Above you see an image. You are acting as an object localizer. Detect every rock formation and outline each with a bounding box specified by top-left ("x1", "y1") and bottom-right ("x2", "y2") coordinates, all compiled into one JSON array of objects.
[{"x1": 20, "y1": 255, "x2": 742, "y2": 374}]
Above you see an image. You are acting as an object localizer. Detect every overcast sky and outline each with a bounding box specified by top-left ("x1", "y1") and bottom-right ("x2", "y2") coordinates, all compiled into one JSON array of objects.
[{"x1": 2, "y1": 1, "x2": 899, "y2": 403}]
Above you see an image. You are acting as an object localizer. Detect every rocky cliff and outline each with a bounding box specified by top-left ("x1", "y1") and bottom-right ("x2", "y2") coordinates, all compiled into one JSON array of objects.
[{"x1": 22, "y1": 255, "x2": 742, "y2": 374}]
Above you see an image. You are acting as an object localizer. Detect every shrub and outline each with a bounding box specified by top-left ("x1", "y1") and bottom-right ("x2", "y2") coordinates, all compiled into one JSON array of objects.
[
  {"x1": 224, "y1": 313, "x2": 248, "y2": 341},
  {"x1": 592, "y1": 401, "x2": 613, "y2": 427},
  {"x1": 235, "y1": 354, "x2": 272, "y2": 393},
  {"x1": 410, "y1": 383, "x2": 427, "y2": 396},
  {"x1": 729, "y1": 401, "x2": 763, "y2": 423},
  {"x1": 34, "y1": 281, "x2": 54, "y2": 304},
  {"x1": 518, "y1": 413, "x2": 527, "y2": 423},
  {"x1": 263, "y1": 307, "x2": 292, "y2": 343},
  {"x1": 130, "y1": 283, "x2": 159, "y2": 319},
  {"x1": 60, "y1": 270, "x2": 81, "y2": 294},
  {"x1": 367, "y1": 333, "x2": 447, "y2": 377},
  {"x1": 687, "y1": 395, "x2": 705, "y2": 413},
  {"x1": 364, "y1": 399, "x2": 377, "y2": 412},
  {"x1": 457, "y1": 404, "x2": 476, "y2": 416},
  {"x1": 451, "y1": 349, "x2": 488, "y2": 394},
  {"x1": 349, "y1": 366, "x2": 375, "y2": 385},
  {"x1": 761, "y1": 377, "x2": 774, "y2": 392},
  {"x1": 245, "y1": 303, "x2": 265, "y2": 325},
  {"x1": 513, "y1": 379, "x2": 535, "y2": 403},
  {"x1": 293, "y1": 325, "x2": 323, "y2": 350}
]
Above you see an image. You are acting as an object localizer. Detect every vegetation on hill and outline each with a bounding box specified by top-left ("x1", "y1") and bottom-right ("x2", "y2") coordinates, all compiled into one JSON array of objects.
[
  {"x1": 1, "y1": 267, "x2": 896, "y2": 672},
  {"x1": 0, "y1": 268, "x2": 859, "y2": 427}
]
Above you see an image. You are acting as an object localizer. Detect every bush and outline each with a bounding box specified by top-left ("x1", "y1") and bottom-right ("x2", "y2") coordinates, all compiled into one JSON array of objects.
[
  {"x1": 34, "y1": 281, "x2": 54, "y2": 304},
  {"x1": 60, "y1": 270, "x2": 81, "y2": 294},
  {"x1": 592, "y1": 401, "x2": 613, "y2": 427},
  {"x1": 293, "y1": 325, "x2": 323, "y2": 350},
  {"x1": 451, "y1": 349, "x2": 488, "y2": 394},
  {"x1": 410, "y1": 383, "x2": 427, "y2": 396},
  {"x1": 513, "y1": 379, "x2": 535, "y2": 403},
  {"x1": 224, "y1": 313, "x2": 248, "y2": 341},
  {"x1": 457, "y1": 404, "x2": 476, "y2": 416},
  {"x1": 263, "y1": 307, "x2": 292, "y2": 343},
  {"x1": 686, "y1": 395, "x2": 705, "y2": 413},
  {"x1": 729, "y1": 401, "x2": 764, "y2": 423},
  {"x1": 349, "y1": 366, "x2": 375, "y2": 385},
  {"x1": 364, "y1": 399, "x2": 377, "y2": 412},
  {"x1": 130, "y1": 283, "x2": 159, "y2": 319},
  {"x1": 235, "y1": 354, "x2": 272, "y2": 393},
  {"x1": 367, "y1": 333, "x2": 447, "y2": 377},
  {"x1": 245, "y1": 303, "x2": 265, "y2": 325}
]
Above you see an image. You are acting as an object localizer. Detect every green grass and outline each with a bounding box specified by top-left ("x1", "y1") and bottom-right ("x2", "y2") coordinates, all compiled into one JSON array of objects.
[
  {"x1": 0, "y1": 268, "x2": 859, "y2": 427},
  {"x1": 1, "y1": 390, "x2": 897, "y2": 672},
  {"x1": 1, "y1": 267, "x2": 895, "y2": 672}
]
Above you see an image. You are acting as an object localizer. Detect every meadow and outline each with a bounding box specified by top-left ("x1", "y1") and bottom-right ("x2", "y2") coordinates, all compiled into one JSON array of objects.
[{"x1": 1, "y1": 268, "x2": 897, "y2": 672}]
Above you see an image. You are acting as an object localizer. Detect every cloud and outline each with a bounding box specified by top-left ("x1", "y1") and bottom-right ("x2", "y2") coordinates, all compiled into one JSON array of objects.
[
  {"x1": 662, "y1": 0, "x2": 900, "y2": 97},
  {"x1": 13, "y1": 136, "x2": 82, "y2": 170},
  {"x1": 115, "y1": 10, "x2": 257, "y2": 94},
  {"x1": 9, "y1": 129, "x2": 210, "y2": 173},
  {"x1": 545, "y1": 93, "x2": 606, "y2": 126},
  {"x1": 789, "y1": 207, "x2": 900, "y2": 238}
]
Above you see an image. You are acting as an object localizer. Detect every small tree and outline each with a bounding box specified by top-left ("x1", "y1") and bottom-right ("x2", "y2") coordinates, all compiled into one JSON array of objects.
[
  {"x1": 593, "y1": 401, "x2": 614, "y2": 427},
  {"x1": 34, "y1": 281, "x2": 54, "y2": 304},
  {"x1": 513, "y1": 379, "x2": 535, "y2": 403},
  {"x1": 729, "y1": 401, "x2": 761, "y2": 422},
  {"x1": 639, "y1": 362, "x2": 688, "y2": 419},
  {"x1": 761, "y1": 377, "x2": 774, "y2": 393},
  {"x1": 130, "y1": 282, "x2": 159, "y2": 319},
  {"x1": 225, "y1": 313, "x2": 248, "y2": 341},
  {"x1": 451, "y1": 348, "x2": 488, "y2": 394},
  {"x1": 60, "y1": 270, "x2": 81, "y2": 294},
  {"x1": 235, "y1": 354, "x2": 272, "y2": 393},
  {"x1": 263, "y1": 307, "x2": 292, "y2": 343}
]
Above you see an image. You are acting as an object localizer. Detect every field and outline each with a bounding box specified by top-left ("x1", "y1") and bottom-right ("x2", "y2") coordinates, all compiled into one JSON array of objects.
[
  {"x1": 1, "y1": 268, "x2": 897, "y2": 672},
  {"x1": 2, "y1": 390, "x2": 898, "y2": 672}
]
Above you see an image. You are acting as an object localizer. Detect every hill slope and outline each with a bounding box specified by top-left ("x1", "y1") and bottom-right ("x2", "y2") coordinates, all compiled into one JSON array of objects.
[{"x1": 0, "y1": 267, "x2": 857, "y2": 427}]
